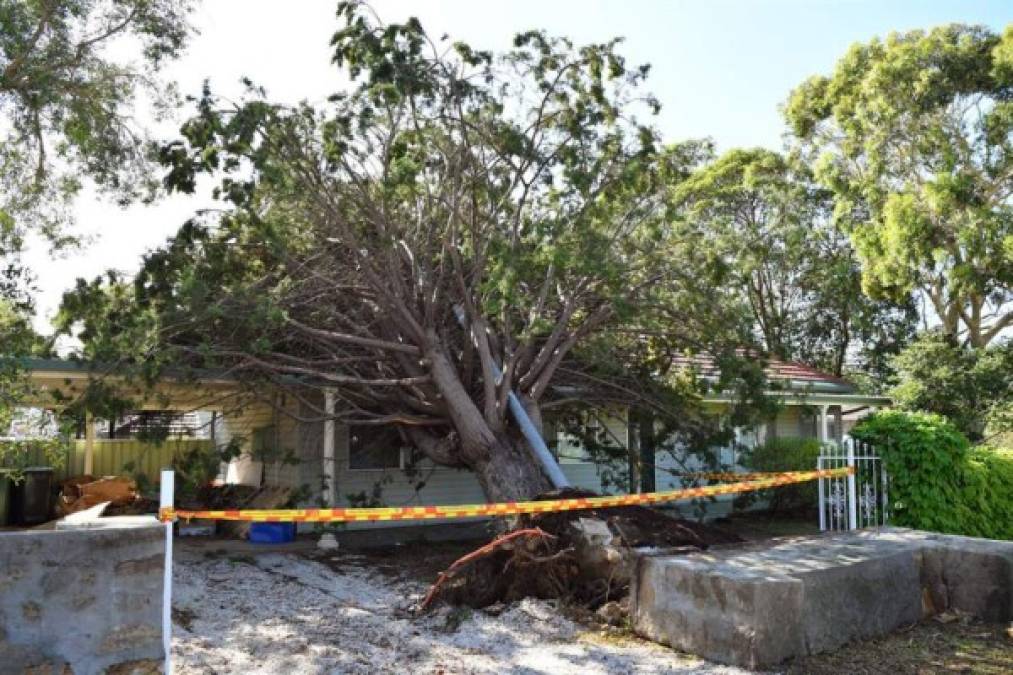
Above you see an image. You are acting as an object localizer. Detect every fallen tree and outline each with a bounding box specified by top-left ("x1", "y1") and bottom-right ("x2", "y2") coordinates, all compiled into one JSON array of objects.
[{"x1": 59, "y1": 1, "x2": 763, "y2": 503}]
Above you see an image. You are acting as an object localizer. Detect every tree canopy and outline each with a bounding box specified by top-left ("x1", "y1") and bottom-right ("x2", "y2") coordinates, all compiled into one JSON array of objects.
[
  {"x1": 890, "y1": 331, "x2": 1012, "y2": 442},
  {"x1": 58, "y1": 3, "x2": 767, "y2": 500},
  {"x1": 670, "y1": 147, "x2": 917, "y2": 377},
  {"x1": 786, "y1": 24, "x2": 1013, "y2": 348}
]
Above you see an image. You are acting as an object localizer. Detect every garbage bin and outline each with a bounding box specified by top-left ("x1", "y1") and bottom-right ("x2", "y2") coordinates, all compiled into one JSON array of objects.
[{"x1": 11, "y1": 467, "x2": 54, "y2": 526}]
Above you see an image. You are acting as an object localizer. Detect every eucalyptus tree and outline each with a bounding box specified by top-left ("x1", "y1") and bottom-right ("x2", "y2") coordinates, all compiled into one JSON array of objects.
[
  {"x1": 786, "y1": 24, "x2": 1013, "y2": 348},
  {"x1": 670, "y1": 148, "x2": 917, "y2": 377},
  {"x1": 61, "y1": 3, "x2": 760, "y2": 500}
]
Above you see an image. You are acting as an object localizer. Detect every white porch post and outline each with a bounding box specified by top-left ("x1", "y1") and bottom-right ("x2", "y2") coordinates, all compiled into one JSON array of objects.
[
  {"x1": 322, "y1": 388, "x2": 336, "y2": 506},
  {"x1": 818, "y1": 404, "x2": 830, "y2": 444},
  {"x1": 84, "y1": 410, "x2": 96, "y2": 476}
]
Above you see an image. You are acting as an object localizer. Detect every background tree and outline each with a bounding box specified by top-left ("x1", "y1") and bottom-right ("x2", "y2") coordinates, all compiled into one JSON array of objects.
[
  {"x1": 59, "y1": 4, "x2": 765, "y2": 501},
  {"x1": 889, "y1": 331, "x2": 1012, "y2": 442},
  {"x1": 785, "y1": 24, "x2": 1013, "y2": 348},
  {"x1": 670, "y1": 147, "x2": 917, "y2": 377},
  {"x1": 0, "y1": 0, "x2": 194, "y2": 242},
  {"x1": 0, "y1": 0, "x2": 193, "y2": 421}
]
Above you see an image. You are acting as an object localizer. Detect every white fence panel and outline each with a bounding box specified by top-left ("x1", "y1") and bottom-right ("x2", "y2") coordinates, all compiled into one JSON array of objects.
[{"x1": 818, "y1": 438, "x2": 888, "y2": 531}]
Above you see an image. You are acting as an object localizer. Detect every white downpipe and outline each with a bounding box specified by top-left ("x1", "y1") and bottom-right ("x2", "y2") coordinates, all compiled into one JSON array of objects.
[
  {"x1": 159, "y1": 469, "x2": 175, "y2": 675},
  {"x1": 323, "y1": 388, "x2": 336, "y2": 506},
  {"x1": 452, "y1": 306, "x2": 570, "y2": 489}
]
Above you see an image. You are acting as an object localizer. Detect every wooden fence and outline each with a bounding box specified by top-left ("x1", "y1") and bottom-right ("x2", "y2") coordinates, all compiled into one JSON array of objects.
[{"x1": 22, "y1": 439, "x2": 215, "y2": 485}]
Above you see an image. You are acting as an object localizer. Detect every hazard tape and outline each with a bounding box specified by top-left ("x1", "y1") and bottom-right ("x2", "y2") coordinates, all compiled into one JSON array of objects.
[
  {"x1": 158, "y1": 467, "x2": 852, "y2": 524},
  {"x1": 671, "y1": 471, "x2": 811, "y2": 482}
]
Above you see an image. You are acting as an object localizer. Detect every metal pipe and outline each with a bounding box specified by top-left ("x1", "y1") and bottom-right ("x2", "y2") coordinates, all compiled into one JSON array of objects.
[{"x1": 452, "y1": 306, "x2": 570, "y2": 489}]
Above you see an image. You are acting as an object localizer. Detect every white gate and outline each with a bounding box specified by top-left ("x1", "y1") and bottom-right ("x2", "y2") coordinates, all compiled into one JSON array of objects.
[{"x1": 817, "y1": 438, "x2": 888, "y2": 531}]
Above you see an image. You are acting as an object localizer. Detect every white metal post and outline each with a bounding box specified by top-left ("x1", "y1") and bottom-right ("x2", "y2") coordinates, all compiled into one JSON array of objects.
[
  {"x1": 159, "y1": 469, "x2": 175, "y2": 674},
  {"x1": 846, "y1": 441, "x2": 858, "y2": 530}
]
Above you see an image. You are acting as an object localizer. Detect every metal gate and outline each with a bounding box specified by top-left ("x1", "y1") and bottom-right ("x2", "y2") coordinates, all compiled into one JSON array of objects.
[{"x1": 817, "y1": 438, "x2": 889, "y2": 531}]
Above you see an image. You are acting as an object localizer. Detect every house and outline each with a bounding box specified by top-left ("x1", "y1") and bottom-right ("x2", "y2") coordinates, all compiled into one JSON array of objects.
[{"x1": 15, "y1": 355, "x2": 889, "y2": 525}]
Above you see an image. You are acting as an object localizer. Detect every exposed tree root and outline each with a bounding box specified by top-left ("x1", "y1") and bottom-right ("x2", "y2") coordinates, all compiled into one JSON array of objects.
[
  {"x1": 420, "y1": 488, "x2": 743, "y2": 612},
  {"x1": 419, "y1": 528, "x2": 556, "y2": 612}
]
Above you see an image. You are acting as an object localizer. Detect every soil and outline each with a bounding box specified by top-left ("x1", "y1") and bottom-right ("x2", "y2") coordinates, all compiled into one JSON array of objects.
[{"x1": 786, "y1": 616, "x2": 1013, "y2": 674}]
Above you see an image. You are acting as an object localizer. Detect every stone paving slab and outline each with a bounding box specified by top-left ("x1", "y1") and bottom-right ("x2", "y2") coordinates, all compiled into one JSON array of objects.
[{"x1": 631, "y1": 527, "x2": 1013, "y2": 669}]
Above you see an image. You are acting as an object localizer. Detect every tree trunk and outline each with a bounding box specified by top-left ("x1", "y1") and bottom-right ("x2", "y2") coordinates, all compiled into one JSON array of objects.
[
  {"x1": 425, "y1": 336, "x2": 555, "y2": 501},
  {"x1": 470, "y1": 431, "x2": 554, "y2": 502}
]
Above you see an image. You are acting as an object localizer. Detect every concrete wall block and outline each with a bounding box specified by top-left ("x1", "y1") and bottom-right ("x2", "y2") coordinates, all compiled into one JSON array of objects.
[
  {"x1": 0, "y1": 518, "x2": 165, "y2": 675},
  {"x1": 632, "y1": 554, "x2": 806, "y2": 668},
  {"x1": 798, "y1": 548, "x2": 922, "y2": 653},
  {"x1": 633, "y1": 529, "x2": 1013, "y2": 669},
  {"x1": 917, "y1": 536, "x2": 1013, "y2": 622}
]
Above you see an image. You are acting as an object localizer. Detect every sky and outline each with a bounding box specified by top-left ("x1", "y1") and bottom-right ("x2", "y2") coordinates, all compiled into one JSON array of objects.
[{"x1": 26, "y1": 0, "x2": 1012, "y2": 335}]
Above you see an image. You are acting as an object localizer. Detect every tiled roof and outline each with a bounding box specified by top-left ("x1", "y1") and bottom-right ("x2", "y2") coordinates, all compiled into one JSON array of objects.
[{"x1": 670, "y1": 353, "x2": 856, "y2": 393}]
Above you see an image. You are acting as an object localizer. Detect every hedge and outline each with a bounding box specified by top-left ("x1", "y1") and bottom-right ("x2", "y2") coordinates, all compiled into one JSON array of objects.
[
  {"x1": 851, "y1": 411, "x2": 1013, "y2": 540},
  {"x1": 736, "y1": 437, "x2": 822, "y2": 514}
]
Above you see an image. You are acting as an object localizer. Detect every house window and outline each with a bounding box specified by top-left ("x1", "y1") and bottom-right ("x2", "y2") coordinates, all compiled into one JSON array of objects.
[
  {"x1": 348, "y1": 425, "x2": 406, "y2": 470},
  {"x1": 549, "y1": 416, "x2": 603, "y2": 464},
  {"x1": 93, "y1": 411, "x2": 208, "y2": 440}
]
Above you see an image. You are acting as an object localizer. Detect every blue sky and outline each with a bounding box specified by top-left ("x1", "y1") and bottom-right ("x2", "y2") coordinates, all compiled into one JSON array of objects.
[
  {"x1": 31, "y1": 0, "x2": 1012, "y2": 333},
  {"x1": 406, "y1": 0, "x2": 1010, "y2": 151}
]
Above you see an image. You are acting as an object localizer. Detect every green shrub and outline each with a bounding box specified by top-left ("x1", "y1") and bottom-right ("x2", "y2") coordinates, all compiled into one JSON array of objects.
[
  {"x1": 0, "y1": 437, "x2": 68, "y2": 483},
  {"x1": 737, "y1": 437, "x2": 822, "y2": 514},
  {"x1": 851, "y1": 411, "x2": 1013, "y2": 540},
  {"x1": 959, "y1": 446, "x2": 1013, "y2": 540}
]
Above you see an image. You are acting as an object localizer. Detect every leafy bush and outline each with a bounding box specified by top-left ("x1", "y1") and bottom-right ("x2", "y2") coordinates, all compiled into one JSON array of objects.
[
  {"x1": 851, "y1": 411, "x2": 1013, "y2": 540},
  {"x1": 959, "y1": 446, "x2": 1013, "y2": 540},
  {"x1": 736, "y1": 437, "x2": 822, "y2": 514},
  {"x1": 0, "y1": 438, "x2": 68, "y2": 483}
]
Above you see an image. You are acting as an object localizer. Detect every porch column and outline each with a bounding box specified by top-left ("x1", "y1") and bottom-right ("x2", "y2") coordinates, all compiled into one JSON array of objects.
[
  {"x1": 818, "y1": 404, "x2": 830, "y2": 444},
  {"x1": 322, "y1": 389, "x2": 336, "y2": 506},
  {"x1": 84, "y1": 410, "x2": 96, "y2": 476}
]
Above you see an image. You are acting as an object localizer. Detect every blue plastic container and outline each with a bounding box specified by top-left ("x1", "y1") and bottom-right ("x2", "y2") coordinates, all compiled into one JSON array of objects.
[{"x1": 248, "y1": 522, "x2": 296, "y2": 544}]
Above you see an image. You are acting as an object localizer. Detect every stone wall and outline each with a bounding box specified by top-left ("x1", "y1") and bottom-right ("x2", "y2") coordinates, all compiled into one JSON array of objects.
[{"x1": 0, "y1": 517, "x2": 165, "y2": 674}]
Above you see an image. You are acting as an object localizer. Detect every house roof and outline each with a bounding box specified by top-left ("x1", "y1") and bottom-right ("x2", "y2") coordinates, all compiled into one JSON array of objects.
[
  {"x1": 14, "y1": 357, "x2": 238, "y2": 384},
  {"x1": 670, "y1": 353, "x2": 875, "y2": 399},
  {"x1": 17, "y1": 354, "x2": 891, "y2": 409},
  {"x1": 673, "y1": 352, "x2": 891, "y2": 407}
]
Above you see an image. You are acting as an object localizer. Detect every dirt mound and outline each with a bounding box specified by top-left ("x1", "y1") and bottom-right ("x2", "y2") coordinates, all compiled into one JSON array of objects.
[{"x1": 422, "y1": 488, "x2": 742, "y2": 611}]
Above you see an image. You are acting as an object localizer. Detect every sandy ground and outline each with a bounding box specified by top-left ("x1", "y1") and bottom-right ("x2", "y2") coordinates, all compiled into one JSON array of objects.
[{"x1": 170, "y1": 544, "x2": 747, "y2": 675}]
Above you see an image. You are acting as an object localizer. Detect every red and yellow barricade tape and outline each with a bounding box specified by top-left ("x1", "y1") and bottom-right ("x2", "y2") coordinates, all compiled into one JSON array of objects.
[{"x1": 158, "y1": 467, "x2": 852, "y2": 524}]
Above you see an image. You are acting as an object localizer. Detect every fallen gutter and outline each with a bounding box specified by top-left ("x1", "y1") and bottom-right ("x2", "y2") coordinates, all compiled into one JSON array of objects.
[{"x1": 452, "y1": 305, "x2": 571, "y2": 489}]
